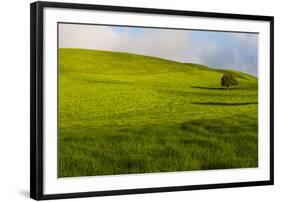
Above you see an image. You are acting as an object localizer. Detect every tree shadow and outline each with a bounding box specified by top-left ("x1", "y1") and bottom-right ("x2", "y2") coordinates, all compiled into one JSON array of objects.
[
  {"x1": 190, "y1": 86, "x2": 245, "y2": 90},
  {"x1": 192, "y1": 102, "x2": 258, "y2": 106}
]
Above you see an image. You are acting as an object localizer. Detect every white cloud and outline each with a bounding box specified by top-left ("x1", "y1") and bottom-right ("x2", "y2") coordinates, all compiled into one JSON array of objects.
[
  {"x1": 59, "y1": 24, "x2": 121, "y2": 50},
  {"x1": 59, "y1": 24, "x2": 190, "y2": 62}
]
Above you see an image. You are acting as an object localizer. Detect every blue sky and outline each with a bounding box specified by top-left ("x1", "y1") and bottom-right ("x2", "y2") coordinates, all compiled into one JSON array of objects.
[{"x1": 59, "y1": 24, "x2": 258, "y2": 76}]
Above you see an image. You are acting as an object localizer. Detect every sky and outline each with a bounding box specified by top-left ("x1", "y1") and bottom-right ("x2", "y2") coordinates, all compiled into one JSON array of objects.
[{"x1": 59, "y1": 23, "x2": 258, "y2": 76}]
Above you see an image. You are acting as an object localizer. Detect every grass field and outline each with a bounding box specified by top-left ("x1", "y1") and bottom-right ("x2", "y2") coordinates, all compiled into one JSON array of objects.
[{"x1": 58, "y1": 48, "x2": 258, "y2": 177}]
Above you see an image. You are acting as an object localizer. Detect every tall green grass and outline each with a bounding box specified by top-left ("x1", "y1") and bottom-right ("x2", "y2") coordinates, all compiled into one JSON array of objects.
[{"x1": 59, "y1": 48, "x2": 258, "y2": 177}]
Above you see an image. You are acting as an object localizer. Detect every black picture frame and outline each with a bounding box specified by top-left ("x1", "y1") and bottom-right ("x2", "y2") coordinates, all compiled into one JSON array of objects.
[{"x1": 30, "y1": 1, "x2": 274, "y2": 200}]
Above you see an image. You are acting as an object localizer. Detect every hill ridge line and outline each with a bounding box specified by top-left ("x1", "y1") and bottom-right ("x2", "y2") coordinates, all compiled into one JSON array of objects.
[{"x1": 59, "y1": 48, "x2": 256, "y2": 78}]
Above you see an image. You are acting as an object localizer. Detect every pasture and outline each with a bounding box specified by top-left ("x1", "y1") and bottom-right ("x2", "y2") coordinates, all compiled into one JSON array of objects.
[{"x1": 58, "y1": 48, "x2": 258, "y2": 177}]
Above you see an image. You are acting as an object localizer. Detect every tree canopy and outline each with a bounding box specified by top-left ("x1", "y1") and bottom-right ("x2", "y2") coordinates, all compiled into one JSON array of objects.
[{"x1": 221, "y1": 73, "x2": 239, "y2": 89}]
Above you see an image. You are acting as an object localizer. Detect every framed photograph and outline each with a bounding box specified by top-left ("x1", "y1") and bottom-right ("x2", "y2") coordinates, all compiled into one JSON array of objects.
[{"x1": 30, "y1": 1, "x2": 274, "y2": 200}]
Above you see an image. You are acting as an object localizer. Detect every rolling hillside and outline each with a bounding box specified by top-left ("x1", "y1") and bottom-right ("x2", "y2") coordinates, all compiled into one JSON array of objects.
[{"x1": 58, "y1": 48, "x2": 258, "y2": 177}]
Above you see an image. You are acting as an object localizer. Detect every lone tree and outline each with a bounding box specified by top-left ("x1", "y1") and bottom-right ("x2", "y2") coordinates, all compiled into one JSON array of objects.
[{"x1": 221, "y1": 73, "x2": 238, "y2": 89}]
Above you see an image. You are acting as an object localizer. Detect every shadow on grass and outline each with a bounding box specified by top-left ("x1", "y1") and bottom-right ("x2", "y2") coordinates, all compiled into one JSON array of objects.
[
  {"x1": 192, "y1": 102, "x2": 258, "y2": 106},
  {"x1": 83, "y1": 77, "x2": 131, "y2": 85},
  {"x1": 190, "y1": 86, "x2": 246, "y2": 90}
]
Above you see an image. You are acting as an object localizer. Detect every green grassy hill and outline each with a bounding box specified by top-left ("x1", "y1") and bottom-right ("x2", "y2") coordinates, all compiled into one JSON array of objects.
[{"x1": 59, "y1": 48, "x2": 258, "y2": 177}]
